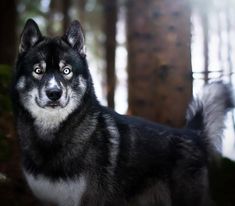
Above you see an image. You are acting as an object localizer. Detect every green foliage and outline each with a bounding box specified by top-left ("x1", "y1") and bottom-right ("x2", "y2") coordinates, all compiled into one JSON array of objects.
[
  {"x1": 0, "y1": 131, "x2": 11, "y2": 162},
  {"x1": 18, "y1": 0, "x2": 43, "y2": 23},
  {"x1": 17, "y1": 0, "x2": 48, "y2": 35},
  {"x1": 0, "y1": 65, "x2": 12, "y2": 162},
  {"x1": 0, "y1": 65, "x2": 12, "y2": 113}
]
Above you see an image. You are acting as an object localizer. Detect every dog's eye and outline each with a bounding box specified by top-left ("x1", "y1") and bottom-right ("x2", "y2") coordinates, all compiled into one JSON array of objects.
[
  {"x1": 62, "y1": 66, "x2": 71, "y2": 75},
  {"x1": 34, "y1": 66, "x2": 44, "y2": 75}
]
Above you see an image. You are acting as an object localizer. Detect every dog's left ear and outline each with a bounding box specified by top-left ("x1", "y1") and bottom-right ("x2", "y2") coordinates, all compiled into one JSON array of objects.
[
  {"x1": 63, "y1": 20, "x2": 86, "y2": 56},
  {"x1": 19, "y1": 19, "x2": 42, "y2": 54}
]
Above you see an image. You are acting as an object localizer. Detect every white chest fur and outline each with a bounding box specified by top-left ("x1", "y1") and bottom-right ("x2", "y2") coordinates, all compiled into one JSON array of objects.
[{"x1": 24, "y1": 171, "x2": 87, "y2": 206}]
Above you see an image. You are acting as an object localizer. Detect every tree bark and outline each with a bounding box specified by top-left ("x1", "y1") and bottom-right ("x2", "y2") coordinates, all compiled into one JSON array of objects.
[
  {"x1": 47, "y1": 0, "x2": 56, "y2": 36},
  {"x1": 78, "y1": 0, "x2": 86, "y2": 23},
  {"x1": 47, "y1": 0, "x2": 66, "y2": 36},
  {"x1": 225, "y1": 3, "x2": 232, "y2": 82},
  {"x1": 0, "y1": 0, "x2": 17, "y2": 65},
  {"x1": 201, "y1": 10, "x2": 209, "y2": 83},
  {"x1": 103, "y1": 0, "x2": 117, "y2": 109},
  {"x1": 127, "y1": 0, "x2": 192, "y2": 127},
  {"x1": 62, "y1": 0, "x2": 70, "y2": 33}
]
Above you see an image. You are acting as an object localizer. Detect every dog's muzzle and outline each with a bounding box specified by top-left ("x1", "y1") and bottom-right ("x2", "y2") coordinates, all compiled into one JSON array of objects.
[
  {"x1": 46, "y1": 87, "x2": 62, "y2": 102},
  {"x1": 35, "y1": 82, "x2": 69, "y2": 109}
]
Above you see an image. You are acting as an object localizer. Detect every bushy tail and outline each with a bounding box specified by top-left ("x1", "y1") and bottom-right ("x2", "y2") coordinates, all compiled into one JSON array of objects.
[{"x1": 186, "y1": 82, "x2": 234, "y2": 154}]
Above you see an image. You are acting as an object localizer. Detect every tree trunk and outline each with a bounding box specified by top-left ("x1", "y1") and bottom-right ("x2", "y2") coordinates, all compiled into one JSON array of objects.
[
  {"x1": 0, "y1": 0, "x2": 17, "y2": 65},
  {"x1": 127, "y1": 0, "x2": 192, "y2": 127},
  {"x1": 47, "y1": 0, "x2": 56, "y2": 36},
  {"x1": 62, "y1": 0, "x2": 70, "y2": 33},
  {"x1": 47, "y1": 0, "x2": 65, "y2": 36},
  {"x1": 78, "y1": 0, "x2": 86, "y2": 23},
  {"x1": 201, "y1": 10, "x2": 209, "y2": 83},
  {"x1": 217, "y1": 9, "x2": 223, "y2": 76},
  {"x1": 103, "y1": 0, "x2": 117, "y2": 109},
  {"x1": 225, "y1": 4, "x2": 232, "y2": 83}
]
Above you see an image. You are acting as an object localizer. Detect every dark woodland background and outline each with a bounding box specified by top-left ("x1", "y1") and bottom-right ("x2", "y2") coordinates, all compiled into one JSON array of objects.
[{"x1": 0, "y1": 0, "x2": 235, "y2": 205}]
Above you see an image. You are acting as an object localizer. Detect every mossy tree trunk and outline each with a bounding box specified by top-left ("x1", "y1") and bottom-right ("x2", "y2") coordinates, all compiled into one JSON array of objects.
[{"x1": 127, "y1": 0, "x2": 192, "y2": 127}]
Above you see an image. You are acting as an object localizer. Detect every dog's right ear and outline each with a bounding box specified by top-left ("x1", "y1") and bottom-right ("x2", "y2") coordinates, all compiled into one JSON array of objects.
[{"x1": 19, "y1": 19, "x2": 42, "y2": 54}]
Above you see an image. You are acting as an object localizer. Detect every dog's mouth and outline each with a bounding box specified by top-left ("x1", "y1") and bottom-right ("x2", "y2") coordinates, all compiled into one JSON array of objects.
[
  {"x1": 46, "y1": 101, "x2": 61, "y2": 108},
  {"x1": 35, "y1": 97, "x2": 70, "y2": 109}
]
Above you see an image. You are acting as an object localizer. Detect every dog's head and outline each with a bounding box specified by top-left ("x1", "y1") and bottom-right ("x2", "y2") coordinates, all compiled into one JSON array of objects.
[{"x1": 14, "y1": 19, "x2": 91, "y2": 132}]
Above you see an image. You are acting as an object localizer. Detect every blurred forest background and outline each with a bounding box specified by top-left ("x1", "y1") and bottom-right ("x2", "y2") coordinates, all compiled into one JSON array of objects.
[{"x1": 0, "y1": 0, "x2": 235, "y2": 205}]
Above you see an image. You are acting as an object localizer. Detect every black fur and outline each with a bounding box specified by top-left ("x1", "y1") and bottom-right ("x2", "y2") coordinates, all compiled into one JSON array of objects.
[{"x1": 12, "y1": 19, "x2": 234, "y2": 206}]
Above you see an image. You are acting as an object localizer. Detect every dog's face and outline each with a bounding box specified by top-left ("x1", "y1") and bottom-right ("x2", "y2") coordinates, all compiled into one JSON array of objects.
[{"x1": 15, "y1": 19, "x2": 89, "y2": 132}]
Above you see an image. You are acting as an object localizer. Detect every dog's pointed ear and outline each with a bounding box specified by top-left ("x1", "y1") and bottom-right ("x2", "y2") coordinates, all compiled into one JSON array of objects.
[
  {"x1": 63, "y1": 20, "x2": 86, "y2": 56},
  {"x1": 19, "y1": 19, "x2": 42, "y2": 54}
]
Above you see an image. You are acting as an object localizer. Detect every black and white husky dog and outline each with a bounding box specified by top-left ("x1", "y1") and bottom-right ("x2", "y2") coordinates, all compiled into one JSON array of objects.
[{"x1": 12, "y1": 19, "x2": 234, "y2": 206}]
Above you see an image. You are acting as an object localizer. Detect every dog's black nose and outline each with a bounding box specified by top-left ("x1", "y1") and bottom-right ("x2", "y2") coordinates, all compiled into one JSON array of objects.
[{"x1": 46, "y1": 88, "x2": 62, "y2": 101}]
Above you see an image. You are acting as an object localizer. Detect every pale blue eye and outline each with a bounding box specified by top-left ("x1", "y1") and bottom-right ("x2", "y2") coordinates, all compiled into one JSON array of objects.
[
  {"x1": 63, "y1": 67, "x2": 71, "y2": 75},
  {"x1": 34, "y1": 66, "x2": 43, "y2": 74}
]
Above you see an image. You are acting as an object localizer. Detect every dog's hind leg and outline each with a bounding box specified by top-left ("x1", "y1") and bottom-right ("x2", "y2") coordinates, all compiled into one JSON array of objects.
[{"x1": 128, "y1": 181, "x2": 172, "y2": 206}]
